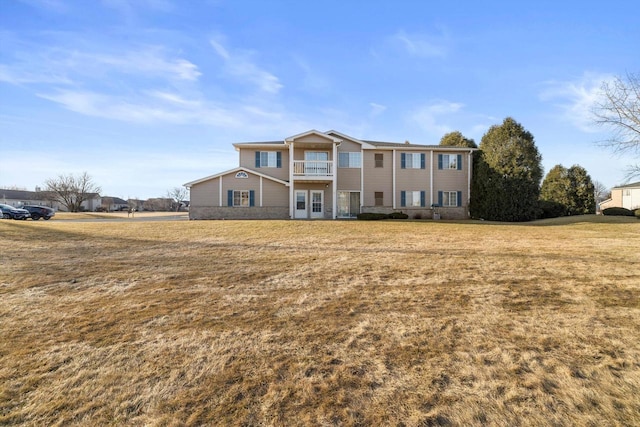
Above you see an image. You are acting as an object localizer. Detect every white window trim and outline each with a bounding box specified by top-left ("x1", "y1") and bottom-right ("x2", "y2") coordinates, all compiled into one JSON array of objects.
[
  {"x1": 442, "y1": 191, "x2": 458, "y2": 207},
  {"x1": 233, "y1": 190, "x2": 250, "y2": 207},
  {"x1": 338, "y1": 152, "x2": 362, "y2": 168}
]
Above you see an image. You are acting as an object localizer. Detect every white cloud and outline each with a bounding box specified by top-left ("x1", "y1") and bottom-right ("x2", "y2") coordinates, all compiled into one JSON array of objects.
[
  {"x1": 409, "y1": 100, "x2": 464, "y2": 135},
  {"x1": 369, "y1": 102, "x2": 387, "y2": 117},
  {"x1": 209, "y1": 37, "x2": 283, "y2": 94},
  {"x1": 391, "y1": 29, "x2": 449, "y2": 58},
  {"x1": 539, "y1": 72, "x2": 613, "y2": 133}
]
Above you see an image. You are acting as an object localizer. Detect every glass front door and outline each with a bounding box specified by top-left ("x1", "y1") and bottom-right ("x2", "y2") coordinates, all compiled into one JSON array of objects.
[
  {"x1": 337, "y1": 191, "x2": 360, "y2": 218},
  {"x1": 310, "y1": 190, "x2": 324, "y2": 219}
]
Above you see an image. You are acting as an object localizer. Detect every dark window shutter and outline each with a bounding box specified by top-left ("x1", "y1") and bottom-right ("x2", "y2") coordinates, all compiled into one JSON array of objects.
[
  {"x1": 276, "y1": 151, "x2": 282, "y2": 168},
  {"x1": 420, "y1": 191, "x2": 426, "y2": 207},
  {"x1": 400, "y1": 191, "x2": 406, "y2": 207},
  {"x1": 401, "y1": 153, "x2": 406, "y2": 169},
  {"x1": 438, "y1": 191, "x2": 443, "y2": 206},
  {"x1": 228, "y1": 190, "x2": 233, "y2": 206},
  {"x1": 438, "y1": 154, "x2": 443, "y2": 170},
  {"x1": 457, "y1": 154, "x2": 462, "y2": 170},
  {"x1": 249, "y1": 190, "x2": 255, "y2": 207},
  {"x1": 255, "y1": 151, "x2": 261, "y2": 168},
  {"x1": 420, "y1": 153, "x2": 426, "y2": 169},
  {"x1": 457, "y1": 191, "x2": 462, "y2": 207}
]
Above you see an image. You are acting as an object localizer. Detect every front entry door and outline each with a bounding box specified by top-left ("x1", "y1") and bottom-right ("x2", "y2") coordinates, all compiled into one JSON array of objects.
[
  {"x1": 310, "y1": 190, "x2": 324, "y2": 219},
  {"x1": 295, "y1": 190, "x2": 308, "y2": 219}
]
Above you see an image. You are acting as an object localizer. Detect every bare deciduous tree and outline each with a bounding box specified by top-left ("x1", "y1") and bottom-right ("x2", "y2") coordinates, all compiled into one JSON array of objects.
[
  {"x1": 44, "y1": 172, "x2": 101, "y2": 212},
  {"x1": 167, "y1": 187, "x2": 188, "y2": 211},
  {"x1": 593, "y1": 72, "x2": 640, "y2": 178}
]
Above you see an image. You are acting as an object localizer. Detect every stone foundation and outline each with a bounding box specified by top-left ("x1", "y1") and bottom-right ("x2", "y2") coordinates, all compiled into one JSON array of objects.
[{"x1": 189, "y1": 206, "x2": 289, "y2": 220}]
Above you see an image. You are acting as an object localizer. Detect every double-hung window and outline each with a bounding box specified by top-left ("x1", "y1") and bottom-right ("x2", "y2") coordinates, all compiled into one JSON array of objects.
[
  {"x1": 228, "y1": 190, "x2": 255, "y2": 207},
  {"x1": 400, "y1": 153, "x2": 425, "y2": 169},
  {"x1": 255, "y1": 151, "x2": 282, "y2": 168},
  {"x1": 438, "y1": 154, "x2": 462, "y2": 170},
  {"x1": 338, "y1": 152, "x2": 362, "y2": 168},
  {"x1": 438, "y1": 191, "x2": 462, "y2": 207},
  {"x1": 400, "y1": 190, "x2": 426, "y2": 207},
  {"x1": 374, "y1": 153, "x2": 384, "y2": 168}
]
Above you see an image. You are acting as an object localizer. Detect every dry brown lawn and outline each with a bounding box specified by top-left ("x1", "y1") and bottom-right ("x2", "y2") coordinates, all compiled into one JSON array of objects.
[{"x1": 1, "y1": 216, "x2": 639, "y2": 426}]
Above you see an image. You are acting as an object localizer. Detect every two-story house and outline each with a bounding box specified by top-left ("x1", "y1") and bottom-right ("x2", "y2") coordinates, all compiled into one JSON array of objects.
[{"x1": 184, "y1": 129, "x2": 476, "y2": 220}]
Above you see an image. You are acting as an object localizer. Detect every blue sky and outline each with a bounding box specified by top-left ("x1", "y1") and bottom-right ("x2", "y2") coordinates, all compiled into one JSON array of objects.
[{"x1": 1, "y1": 0, "x2": 639, "y2": 199}]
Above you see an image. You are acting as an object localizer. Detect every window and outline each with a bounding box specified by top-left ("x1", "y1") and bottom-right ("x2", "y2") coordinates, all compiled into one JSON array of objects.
[
  {"x1": 228, "y1": 190, "x2": 255, "y2": 207},
  {"x1": 375, "y1": 192, "x2": 384, "y2": 206},
  {"x1": 438, "y1": 191, "x2": 462, "y2": 207},
  {"x1": 438, "y1": 154, "x2": 462, "y2": 170},
  {"x1": 401, "y1": 153, "x2": 425, "y2": 169},
  {"x1": 338, "y1": 152, "x2": 362, "y2": 168},
  {"x1": 337, "y1": 191, "x2": 361, "y2": 218},
  {"x1": 400, "y1": 191, "x2": 426, "y2": 207},
  {"x1": 375, "y1": 153, "x2": 384, "y2": 168},
  {"x1": 255, "y1": 151, "x2": 282, "y2": 168}
]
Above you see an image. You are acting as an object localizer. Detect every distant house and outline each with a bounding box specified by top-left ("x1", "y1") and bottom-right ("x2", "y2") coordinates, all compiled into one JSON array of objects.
[
  {"x1": 0, "y1": 188, "x2": 102, "y2": 212},
  {"x1": 599, "y1": 182, "x2": 640, "y2": 211},
  {"x1": 101, "y1": 196, "x2": 128, "y2": 211},
  {"x1": 184, "y1": 129, "x2": 476, "y2": 220}
]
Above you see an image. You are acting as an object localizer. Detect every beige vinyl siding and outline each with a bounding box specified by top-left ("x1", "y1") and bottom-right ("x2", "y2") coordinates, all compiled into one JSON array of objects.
[
  {"x1": 295, "y1": 134, "x2": 336, "y2": 144},
  {"x1": 190, "y1": 178, "x2": 221, "y2": 207},
  {"x1": 433, "y1": 152, "x2": 469, "y2": 205},
  {"x1": 262, "y1": 179, "x2": 288, "y2": 207},
  {"x1": 337, "y1": 140, "x2": 362, "y2": 191},
  {"x1": 337, "y1": 139, "x2": 361, "y2": 153},
  {"x1": 239, "y1": 148, "x2": 289, "y2": 181},
  {"x1": 362, "y1": 151, "x2": 392, "y2": 206},
  {"x1": 396, "y1": 151, "x2": 431, "y2": 206},
  {"x1": 221, "y1": 173, "x2": 260, "y2": 206},
  {"x1": 293, "y1": 183, "x2": 333, "y2": 214}
]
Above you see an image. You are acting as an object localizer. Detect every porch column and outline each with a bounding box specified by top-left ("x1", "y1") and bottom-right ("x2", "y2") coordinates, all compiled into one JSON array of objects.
[{"x1": 289, "y1": 141, "x2": 294, "y2": 218}]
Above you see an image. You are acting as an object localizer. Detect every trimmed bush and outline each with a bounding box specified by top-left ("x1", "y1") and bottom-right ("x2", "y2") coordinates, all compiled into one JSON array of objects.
[
  {"x1": 356, "y1": 213, "x2": 388, "y2": 220},
  {"x1": 602, "y1": 207, "x2": 634, "y2": 216},
  {"x1": 387, "y1": 212, "x2": 409, "y2": 219},
  {"x1": 635, "y1": 209, "x2": 640, "y2": 219},
  {"x1": 356, "y1": 212, "x2": 410, "y2": 220},
  {"x1": 538, "y1": 200, "x2": 567, "y2": 219}
]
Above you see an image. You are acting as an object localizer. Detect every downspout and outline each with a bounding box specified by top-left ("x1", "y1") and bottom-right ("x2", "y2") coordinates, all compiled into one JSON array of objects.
[
  {"x1": 430, "y1": 150, "x2": 434, "y2": 207},
  {"x1": 392, "y1": 149, "x2": 396, "y2": 209}
]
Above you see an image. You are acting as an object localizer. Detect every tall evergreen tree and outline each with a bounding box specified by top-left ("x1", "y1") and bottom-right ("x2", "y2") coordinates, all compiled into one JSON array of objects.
[
  {"x1": 469, "y1": 117, "x2": 543, "y2": 221},
  {"x1": 439, "y1": 131, "x2": 478, "y2": 148},
  {"x1": 539, "y1": 164, "x2": 596, "y2": 216},
  {"x1": 566, "y1": 165, "x2": 596, "y2": 215}
]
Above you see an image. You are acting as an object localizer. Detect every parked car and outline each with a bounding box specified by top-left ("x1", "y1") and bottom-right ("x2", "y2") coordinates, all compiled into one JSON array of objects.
[
  {"x1": 21, "y1": 205, "x2": 55, "y2": 220},
  {"x1": 0, "y1": 203, "x2": 31, "y2": 220}
]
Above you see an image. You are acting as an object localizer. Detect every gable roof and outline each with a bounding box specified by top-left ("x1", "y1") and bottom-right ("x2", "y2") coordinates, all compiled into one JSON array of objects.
[
  {"x1": 613, "y1": 181, "x2": 640, "y2": 189},
  {"x1": 184, "y1": 167, "x2": 289, "y2": 188},
  {"x1": 284, "y1": 129, "x2": 342, "y2": 143}
]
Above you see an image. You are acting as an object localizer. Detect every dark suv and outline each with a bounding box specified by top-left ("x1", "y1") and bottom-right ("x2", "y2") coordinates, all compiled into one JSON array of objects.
[
  {"x1": 0, "y1": 203, "x2": 31, "y2": 220},
  {"x1": 21, "y1": 205, "x2": 56, "y2": 220}
]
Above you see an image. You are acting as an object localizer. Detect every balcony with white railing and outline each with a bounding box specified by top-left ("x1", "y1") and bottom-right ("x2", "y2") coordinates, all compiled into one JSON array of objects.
[{"x1": 292, "y1": 160, "x2": 334, "y2": 179}]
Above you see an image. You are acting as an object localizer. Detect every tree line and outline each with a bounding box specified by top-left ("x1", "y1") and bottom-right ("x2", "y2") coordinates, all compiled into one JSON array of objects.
[{"x1": 439, "y1": 71, "x2": 639, "y2": 222}]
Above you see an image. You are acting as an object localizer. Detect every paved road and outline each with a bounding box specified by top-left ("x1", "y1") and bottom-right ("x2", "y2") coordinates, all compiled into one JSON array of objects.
[{"x1": 48, "y1": 214, "x2": 189, "y2": 223}]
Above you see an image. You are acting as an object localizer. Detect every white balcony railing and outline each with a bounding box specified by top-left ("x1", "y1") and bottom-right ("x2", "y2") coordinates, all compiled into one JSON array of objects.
[{"x1": 293, "y1": 160, "x2": 334, "y2": 177}]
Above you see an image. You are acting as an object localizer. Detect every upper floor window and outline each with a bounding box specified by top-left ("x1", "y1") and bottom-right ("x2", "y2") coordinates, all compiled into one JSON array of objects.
[
  {"x1": 375, "y1": 153, "x2": 384, "y2": 168},
  {"x1": 338, "y1": 152, "x2": 362, "y2": 168},
  {"x1": 401, "y1": 153, "x2": 425, "y2": 169},
  {"x1": 255, "y1": 151, "x2": 282, "y2": 168},
  {"x1": 438, "y1": 154, "x2": 462, "y2": 170}
]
